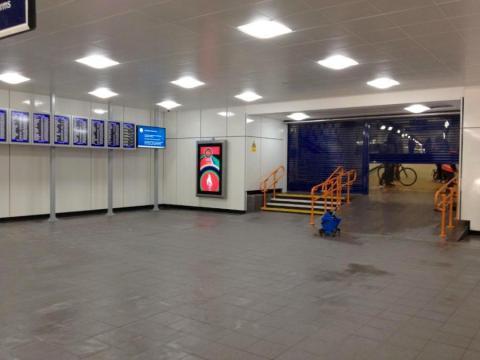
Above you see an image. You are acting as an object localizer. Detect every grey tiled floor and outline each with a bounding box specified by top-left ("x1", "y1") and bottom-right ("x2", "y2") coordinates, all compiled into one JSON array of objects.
[{"x1": 1, "y1": 200, "x2": 480, "y2": 359}]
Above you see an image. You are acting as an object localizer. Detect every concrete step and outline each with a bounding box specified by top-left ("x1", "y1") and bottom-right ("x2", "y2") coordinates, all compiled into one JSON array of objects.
[
  {"x1": 261, "y1": 206, "x2": 324, "y2": 215},
  {"x1": 266, "y1": 202, "x2": 325, "y2": 210}
]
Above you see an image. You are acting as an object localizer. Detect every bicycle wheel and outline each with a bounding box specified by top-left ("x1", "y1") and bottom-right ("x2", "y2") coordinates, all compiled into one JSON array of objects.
[
  {"x1": 398, "y1": 167, "x2": 417, "y2": 186},
  {"x1": 377, "y1": 166, "x2": 385, "y2": 185}
]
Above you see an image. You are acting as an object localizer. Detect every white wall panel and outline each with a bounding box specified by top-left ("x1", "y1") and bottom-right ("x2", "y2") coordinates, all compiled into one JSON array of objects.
[
  {"x1": 56, "y1": 148, "x2": 92, "y2": 213},
  {"x1": 201, "y1": 108, "x2": 227, "y2": 138},
  {"x1": 227, "y1": 107, "x2": 246, "y2": 137},
  {"x1": 9, "y1": 146, "x2": 49, "y2": 217},
  {"x1": 91, "y1": 150, "x2": 108, "y2": 210},
  {"x1": 123, "y1": 149, "x2": 151, "y2": 207},
  {"x1": 176, "y1": 139, "x2": 200, "y2": 207},
  {"x1": 246, "y1": 137, "x2": 262, "y2": 191},
  {"x1": 164, "y1": 111, "x2": 177, "y2": 139},
  {"x1": 163, "y1": 138, "x2": 177, "y2": 205},
  {"x1": 461, "y1": 128, "x2": 480, "y2": 231},
  {"x1": 0, "y1": 146, "x2": 10, "y2": 217},
  {"x1": 113, "y1": 151, "x2": 124, "y2": 208},
  {"x1": 463, "y1": 87, "x2": 480, "y2": 129},
  {"x1": 178, "y1": 110, "x2": 200, "y2": 138}
]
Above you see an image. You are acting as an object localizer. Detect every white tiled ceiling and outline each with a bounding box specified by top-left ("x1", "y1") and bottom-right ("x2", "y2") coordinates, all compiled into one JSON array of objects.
[{"x1": 0, "y1": 0, "x2": 479, "y2": 109}]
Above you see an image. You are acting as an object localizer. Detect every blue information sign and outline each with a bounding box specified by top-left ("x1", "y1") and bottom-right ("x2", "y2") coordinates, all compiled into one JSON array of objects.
[
  {"x1": 0, "y1": 0, "x2": 36, "y2": 40},
  {"x1": 136, "y1": 125, "x2": 166, "y2": 149}
]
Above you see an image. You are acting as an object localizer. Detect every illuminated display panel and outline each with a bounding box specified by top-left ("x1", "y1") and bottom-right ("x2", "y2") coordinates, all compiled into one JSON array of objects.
[{"x1": 196, "y1": 141, "x2": 227, "y2": 198}]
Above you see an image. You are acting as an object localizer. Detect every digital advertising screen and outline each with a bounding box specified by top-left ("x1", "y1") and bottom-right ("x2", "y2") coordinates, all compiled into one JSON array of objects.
[
  {"x1": 136, "y1": 125, "x2": 166, "y2": 149},
  {"x1": 196, "y1": 141, "x2": 227, "y2": 198}
]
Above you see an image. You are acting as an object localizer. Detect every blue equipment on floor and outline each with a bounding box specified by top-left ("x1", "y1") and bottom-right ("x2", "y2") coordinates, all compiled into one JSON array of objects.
[{"x1": 319, "y1": 210, "x2": 341, "y2": 237}]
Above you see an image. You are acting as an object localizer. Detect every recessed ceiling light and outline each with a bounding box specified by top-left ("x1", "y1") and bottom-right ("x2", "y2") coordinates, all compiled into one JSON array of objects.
[
  {"x1": 246, "y1": 118, "x2": 255, "y2": 124},
  {"x1": 235, "y1": 91, "x2": 263, "y2": 102},
  {"x1": 388, "y1": 126, "x2": 393, "y2": 131},
  {"x1": 404, "y1": 104, "x2": 431, "y2": 114},
  {"x1": 238, "y1": 20, "x2": 292, "y2": 39},
  {"x1": 171, "y1": 76, "x2": 205, "y2": 89},
  {"x1": 88, "y1": 87, "x2": 118, "y2": 99},
  {"x1": 318, "y1": 55, "x2": 359, "y2": 70},
  {"x1": 22, "y1": 100, "x2": 43, "y2": 106},
  {"x1": 157, "y1": 100, "x2": 182, "y2": 110},
  {"x1": 218, "y1": 111, "x2": 235, "y2": 117},
  {"x1": 397, "y1": 129, "x2": 401, "y2": 134},
  {"x1": 444, "y1": 120, "x2": 450, "y2": 129},
  {"x1": 287, "y1": 112, "x2": 310, "y2": 121},
  {"x1": 76, "y1": 55, "x2": 119, "y2": 69},
  {"x1": 380, "y1": 125, "x2": 386, "y2": 130},
  {"x1": 367, "y1": 77, "x2": 400, "y2": 90},
  {"x1": 0, "y1": 72, "x2": 30, "y2": 84},
  {"x1": 93, "y1": 109, "x2": 108, "y2": 115}
]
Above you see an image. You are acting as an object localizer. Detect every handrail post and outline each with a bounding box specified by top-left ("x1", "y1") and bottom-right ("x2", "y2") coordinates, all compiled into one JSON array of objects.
[
  {"x1": 448, "y1": 190, "x2": 455, "y2": 229},
  {"x1": 310, "y1": 192, "x2": 316, "y2": 226},
  {"x1": 440, "y1": 194, "x2": 447, "y2": 239}
]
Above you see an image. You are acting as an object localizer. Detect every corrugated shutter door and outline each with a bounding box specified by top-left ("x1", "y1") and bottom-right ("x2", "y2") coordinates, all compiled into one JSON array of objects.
[{"x1": 288, "y1": 121, "x2": 367, "y2": 193}]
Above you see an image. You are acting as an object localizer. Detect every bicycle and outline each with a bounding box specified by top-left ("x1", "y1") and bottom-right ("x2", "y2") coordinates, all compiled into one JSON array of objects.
[{"x1": 370, "y1": 164, "x2": 418, "y2": 187}]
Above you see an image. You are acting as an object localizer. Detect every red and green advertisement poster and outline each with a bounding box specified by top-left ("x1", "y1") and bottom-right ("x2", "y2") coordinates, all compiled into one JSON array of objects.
[{"x1": 196, "y1": 141, "x2": 226, "y2": 198}]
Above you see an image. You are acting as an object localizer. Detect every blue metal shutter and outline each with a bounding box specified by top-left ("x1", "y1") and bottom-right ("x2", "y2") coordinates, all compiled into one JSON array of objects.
[{"x1": 288, "y1": 121, "x2": 367, "y2": 194}]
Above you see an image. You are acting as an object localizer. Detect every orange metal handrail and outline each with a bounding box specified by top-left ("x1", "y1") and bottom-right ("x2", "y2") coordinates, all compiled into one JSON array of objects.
[
  {"x1": 309, "y1": 167, "x2": 344, "y2": 225},
  {"x1": 260, "y1": 165, "x2": 285, "y2": 208},
  {"x1": 434, "y1": 175, "x2": 459, "y2": 239},
  {"x1": 343, "y1": 170, "x2": 358, "y2": 204}
]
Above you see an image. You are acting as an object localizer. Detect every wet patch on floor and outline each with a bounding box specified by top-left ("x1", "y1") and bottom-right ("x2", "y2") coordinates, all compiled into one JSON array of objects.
[{"x1": 314, "y1": 263, "x2": 390, "y2": 282}]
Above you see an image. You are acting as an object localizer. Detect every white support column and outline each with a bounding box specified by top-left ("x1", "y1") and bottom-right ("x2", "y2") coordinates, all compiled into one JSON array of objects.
[
  {"x1": 153, "y1": 107, "x2": 160, "y2": 211},
  {"x1": 107, "y1": 102, "x2": 114, "y2": 216},
  {"x1": 49, "y1": 93, "x2": 57, "y2": 222}
]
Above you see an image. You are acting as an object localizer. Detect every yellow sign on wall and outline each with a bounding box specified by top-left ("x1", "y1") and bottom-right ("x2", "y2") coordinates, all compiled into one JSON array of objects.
[{"x1": 251, "y1": 140, "x2": 257, "y2": 153}]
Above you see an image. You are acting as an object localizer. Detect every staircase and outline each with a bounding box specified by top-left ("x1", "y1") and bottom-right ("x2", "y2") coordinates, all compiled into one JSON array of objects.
[
  {"x1": 259, "y1": 166, "x2": 357, "y2": 220},
  {"x1": 262, "y1": 193, "x2": 343, "y2": 215}
]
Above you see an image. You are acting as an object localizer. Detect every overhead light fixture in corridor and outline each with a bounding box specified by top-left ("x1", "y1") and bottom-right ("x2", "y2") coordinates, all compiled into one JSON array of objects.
[
  {"x1": 88, "y1": 87, "x2": 118, "y2": 99},
  {"x1": 318, "y1": 55, "x2": 359, "y2": 70},
  {"x1": 235, "y1": 91, "x2": 263, "y2": 102},
  {"x1": 288, "y1": 113, "x2": 310, "y2": 121},
  {"x1": 0, "y1": 72, "x2": 30, "y2": 84},
  {"x1": 367, "y1": 77, "x2": 399, "y2": 90},
  {"x1": 76, "y1": 55, "x2": 120, "y2": 69},
  {"x1": 157, "y1": 100, "x2": 182, "y2": 110},
  {"x1": 218, "y1": 111, "x2": 235, "y2": 117},
  {"x1": 238, "y1": 20, "x2": 292, "y2": 39},
  {"x1": 405, "y1": 104, "x2": 431, "y2": 114},
  {"x1": 171, "y1": 76, "x2": 205, "y2": 89}
]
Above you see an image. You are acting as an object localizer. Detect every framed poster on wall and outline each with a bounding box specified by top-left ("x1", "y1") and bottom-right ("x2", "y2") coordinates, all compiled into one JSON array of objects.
[
  {"x1": 196, "y1": 141, "x2": 227, "y2": 198},
  {"x1": 73, "y1": 117, "x2": 88, "y2": 146},
  {"x1": 11, "y1": 110, "x2": 29, "y2": 143},
  {"x1": 91, "y1": 119, "x2": 105, "y2": 147},
  {"x1": 0, "y1": 109, "x2": 6, "y2": 142},
  {"x1": 122, "y1": 122, "x2": 135, "y2": 149},
  {"x1": 54, "y1": 115, "x2": 70, "y2": 145},
  {"x1": 33, "y1": 113, "x2": 50, "y2": 144},
  {"x1": 107, "y1": 121, "x2": 121, "y2": 148}
]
